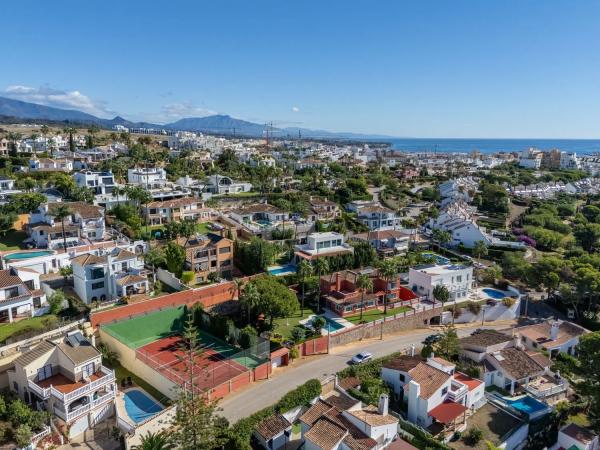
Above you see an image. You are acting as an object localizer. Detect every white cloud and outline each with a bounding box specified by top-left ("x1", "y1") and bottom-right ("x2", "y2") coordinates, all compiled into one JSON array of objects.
[
  {"x1": 3, "y1": 84, "x2": 114, "y2": 118},
  {"x1": 291, "y1": 106, "x2": 300, "y2": 113},
  {"x1": 161, "y1": 102, "x2": 215, "y2": 120}
]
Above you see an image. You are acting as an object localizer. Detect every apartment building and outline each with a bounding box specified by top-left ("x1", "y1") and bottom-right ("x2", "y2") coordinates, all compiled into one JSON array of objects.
[
  {"x1": 408, "y1": 263, "x2": 473, "y2": 301},
  {"x1": 143, "y1": 197, "x2": 213, "y2": 225},
  {"x1": 8, "y1": 331, "x2": 116, "y2": 439},
  {"x1": 74, "y1": 171, "x2": 116, "y2": 196},
  {"x1": 72, "y1": 248, "x2": 147, "y2": 303},
  {"x1": 381, "y1": 354, "x2": 484, "y2": 430},
  {"x1": 180, "y1": 233, "x2": 234, "y2": 282},
  {"x1": 320, "y1": 268, "x2": 417, "y2": 317},
  {"x1": 28, "y1": 202, "x2": 105, "y2": 249},
  {"x1": 0, "y1": 267, "x2": 47, "y2": 323}
]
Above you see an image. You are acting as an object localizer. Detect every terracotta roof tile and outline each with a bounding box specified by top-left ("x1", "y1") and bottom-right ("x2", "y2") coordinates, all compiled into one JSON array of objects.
[
  {"x1": 408, "y1": 362, "x2": 451, "y2": 399},
  {"x1": 254, "y1": 414, "x2": 290, "y2": 441}
]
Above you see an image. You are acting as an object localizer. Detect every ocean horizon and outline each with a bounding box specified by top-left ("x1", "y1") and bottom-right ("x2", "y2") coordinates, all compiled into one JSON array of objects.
[{"x1": 384, "y1": 138, "x2": 600, "y2": 155}]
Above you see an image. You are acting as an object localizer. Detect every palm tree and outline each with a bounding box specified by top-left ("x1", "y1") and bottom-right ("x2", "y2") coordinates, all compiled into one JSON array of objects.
[
  {"x1": 231, "y1": 277, "x2": 244, "y2": 300},
  {"x1": 180, "y1": 219, "x2": 197, "y2": 247},
  {"x1": 63, "y1": 127, "x2": 76, "y2": 152},
  {"x1": 314, "y1": 258, "x2": 329, "y2": 313},
  {"x1": 356, "y1": 273, "x2": 373, "y2": 322},
  {"x1": 52, "y1": 205, "x2": 73, "y2": 251},
  {"x1": 473, "y1": 240, "x2": 488, "y2": 265},
  {"x1": 112, "y1": 185, "x2": 124, "y2": 207},
  {"x1": 378, "y1": 259, "x2": 398, "y2": 315},
  {"x1": 297, "y1": 260, "x2": 313, "y2": 317},
  {"x1": 6, "y1": 132, "x2": 22, "y2": 155},
  {"x1": 433, "y1": 284, "x2": 450, "y2": 323},
  {"x1": 131, "y1": 430, "x2": 174, "y2": 450}
]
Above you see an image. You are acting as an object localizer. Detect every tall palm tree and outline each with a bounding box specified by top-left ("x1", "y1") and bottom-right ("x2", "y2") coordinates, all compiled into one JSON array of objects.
[
  {"x1": 112, "y1": 185, "x2": 124, "y2": 207},
  {"x1": 297, "y1": 260, "x2": 313, "y2": 317},
  {"x1": 131, "y1": 430, "x2": 174, "y2": 450},
  {"x1": 356, "y1": 273, "x2": 373, "y2": 322},
  {"x1": 52, "y1": 205, "x2": 73, "y2": 251},
  {"x1": 314, "y1": 257, "x2": 329, "y2": 313},
  {"x1": 473, "y1": 240, "x2": 488, "y2": 265},
  {"x1": 378, "y1": 259, "x2": 398, "y2": 315}
]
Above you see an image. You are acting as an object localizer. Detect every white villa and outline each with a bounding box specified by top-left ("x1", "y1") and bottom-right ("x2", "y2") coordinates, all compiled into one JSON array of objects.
[
  {"x1": 294, "y1": 232, "x2": 353, "y2": 263},
  {"x1": 127, "y1": 167, "x2": 167, "y2": 188},
  {"x1": 0, "y1": 267, "x2": 47, "y2": 323},
  {"x1": 408, "y1": 263, "x2": 473, "y2": 302}
]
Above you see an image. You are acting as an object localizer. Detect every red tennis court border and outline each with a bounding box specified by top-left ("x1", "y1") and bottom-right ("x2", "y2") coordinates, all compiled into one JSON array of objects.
[{"x1": 91, "y1": 282, "x2": 238, "y2": 329}]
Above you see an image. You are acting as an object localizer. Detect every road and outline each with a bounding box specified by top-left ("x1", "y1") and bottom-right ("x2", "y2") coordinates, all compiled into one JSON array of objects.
[{"x1": 219, "y1": 322, "x2": 513, "y2": 422}]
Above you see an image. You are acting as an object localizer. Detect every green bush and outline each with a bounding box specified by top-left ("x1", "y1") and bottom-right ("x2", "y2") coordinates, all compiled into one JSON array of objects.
[
  {"x1": 467, "y1": 302, "x2": 482, "y2": 315},
  {"x1": 181, "y1": 271, "x2": 195, "y2": 284},
  {"x1": 502, "y1": 297, "x2": 516, "y2": 307},
  {"x1": 463, "y1": 427, "x2": 484, "y2": 446}
]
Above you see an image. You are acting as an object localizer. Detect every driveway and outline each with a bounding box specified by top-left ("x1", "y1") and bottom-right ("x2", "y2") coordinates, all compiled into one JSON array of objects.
[{"x1": 219, "y1": 321, "x2": 514, "y2": 423}]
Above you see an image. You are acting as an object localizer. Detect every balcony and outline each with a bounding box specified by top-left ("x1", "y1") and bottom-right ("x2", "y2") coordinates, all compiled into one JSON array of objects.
[
  {"x1": 53, "y1": 389, "x2": 116, "y2": 422},
  {"x1": 447, "y1": 380, "x2": 468, "y2": 403},
  {"x1": 524, "y1": 376, "x2": 567, "y2": 399},
  {"x1": 28, "y1": 365, "x2": 115, "y2": 403}
]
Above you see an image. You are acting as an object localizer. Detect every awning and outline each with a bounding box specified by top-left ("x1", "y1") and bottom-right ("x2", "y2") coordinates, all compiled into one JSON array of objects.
[{"x1": 428, "y1": 401, "x2": 467, "y2": 424}]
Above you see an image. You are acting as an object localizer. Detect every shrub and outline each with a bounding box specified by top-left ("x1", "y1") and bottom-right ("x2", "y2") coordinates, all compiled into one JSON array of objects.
[
  {"x1": 289, "y1": 346, "x2": 299, "y2": 360},
  {"x1": 181, "y1": 271, "x2": 195, "y2": 284},
  {"x1": 13, "y1": 424, "x2": 32, "y2": 448},
  {"x1": 465, "y1": 366, "x2": 480, "y2": 378},
  {"x1": 290, "y1": 326, "x2": 305, "y2": 343},
  {"x1": 239, "y1": 325, "x2": 258, "y2": 349},
  {"x1": 463, "y1": 427, "x2": 484, "y2": 446},
  {"x1": 467, "y1": 302, "x2": 482, "y2": 315},
  {"x1": 453, "y1": 307, "x2": 463, "y2": 319},
  {"x1": 502, "y1": 297, "x2": 516, "y2": 307}
]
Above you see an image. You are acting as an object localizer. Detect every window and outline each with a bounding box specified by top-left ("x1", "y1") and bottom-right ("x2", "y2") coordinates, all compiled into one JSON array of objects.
[
  {"x1": 5, "y1": 287, "x2": 19, "y2": 299},
  {"x1": 33, "y1": 297, "x2": 42, "y2": 308},
  {"x1": 37, "y1": 364, "x2": 53, "y2": 381},
  {"x1": 221, "y1": 259, "x2": 231, "y2": 267},
  {"x1": 399, "y1": 374, "x2": 405, "y2": 382},
  {"x1": 13, "y1": 382, "x2": 18, "y2": 393},
  {"x1": 92, "y1": 282, "x2": 104, "y2": 290},
  {"x1": 211, "y1": 261, "x2": 217, "y2": 268},
  {"x1": 219, "y1": 247, "x2": 231, "y2": 254},
  {"x1": 121, "y1": 262, "x2": 127, "y2": 271},
  {"x1": 441, "y1": 387, "x2": 448, "y2": 396},
  {"x1": 82, "y1": 362, "x2": 95, "y2": 378},
  {"x1": 90, "y1": 268, "x2": 104, "y2": 280},
  {"x1": 457, "y1": 275, "x2": 462, "y2": 283}
]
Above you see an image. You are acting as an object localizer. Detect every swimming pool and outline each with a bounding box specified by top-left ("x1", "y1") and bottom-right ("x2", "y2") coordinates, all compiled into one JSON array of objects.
[
  {"x1": 507, "y1": 396, "x2": 547, "y2": 416},
  {"x1": 267, "y1": 264, "x2": 297, "y2": 276},
  {"x1": 4, "y1": 251, "x2": 54, "y2": 261},
  {"x1": 421, "y1": 252, "x2": 450, "y2": 265},
  {"x1": 321, "y1": 316, "x2": 345, "y2": 331},
  {"x1": 483, "y1": 288, "x2": 509, "y2": 300},
  {"x1": 123, "y1": 389, "x2": 163, "y2": 424}
]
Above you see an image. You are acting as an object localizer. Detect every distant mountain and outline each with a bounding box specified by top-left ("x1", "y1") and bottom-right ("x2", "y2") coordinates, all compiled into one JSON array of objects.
[{"x1": 0, "y1": 96, "x2": 394, "y2": 141}]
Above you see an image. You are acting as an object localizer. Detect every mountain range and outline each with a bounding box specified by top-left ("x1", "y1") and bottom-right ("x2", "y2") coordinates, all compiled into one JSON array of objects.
[{"x1": 0, "y1": 96, "x2": 392, "y2": 140}]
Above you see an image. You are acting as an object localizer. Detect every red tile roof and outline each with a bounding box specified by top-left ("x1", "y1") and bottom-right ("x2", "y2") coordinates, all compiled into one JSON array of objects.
[{"x1": 428, "y1": 401, "x2": 467, "y2": 424}]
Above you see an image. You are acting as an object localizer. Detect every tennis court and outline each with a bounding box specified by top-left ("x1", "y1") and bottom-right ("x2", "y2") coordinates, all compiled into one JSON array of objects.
[
  {"x1": 102, "y1": 305, "x2": 187, "y2": 349},
  {"x1": 136, "y1": 334, "x2": 252, "y2": 393}
]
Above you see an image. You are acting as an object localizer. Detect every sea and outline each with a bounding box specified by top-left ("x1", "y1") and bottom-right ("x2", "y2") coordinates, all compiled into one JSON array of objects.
[{"x1": 383, "y1": 138, "x2": 600, "y2": 155}]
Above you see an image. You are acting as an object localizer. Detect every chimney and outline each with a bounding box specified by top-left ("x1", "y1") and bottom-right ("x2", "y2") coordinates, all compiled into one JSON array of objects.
[
  {"x1": 410, "y1": 344, "x2": 415, "y2": 357},
  {"x1": 336, "y1": 272, "x2": 341, "y2": 291},
  {"x1": 550, "y1": 320, "x2": 560, "y2": 341},
  {"x1": 378, "y1": 394, "x2": 389, "y2": 416}
]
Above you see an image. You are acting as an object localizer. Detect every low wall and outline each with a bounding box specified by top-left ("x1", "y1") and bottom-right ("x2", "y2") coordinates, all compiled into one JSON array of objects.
[
  {"x1": 444, "y1": 299, "x2": 521, "y2": 325},
  {"x1": 91, "y1": 281, "x2": 237, "y2": 328},
  {"x1": 300, "y1": 336, "x2": 329, "y2": 356},
  {"x1": 329, "y1": 307, "x2": 441, "y2": 347},
  {"x1": 124, "y1": 405, "x2": 177, "y2": 450},
  {"x1": 157, "y1": 268, "x2": 189, "y2": 292}
]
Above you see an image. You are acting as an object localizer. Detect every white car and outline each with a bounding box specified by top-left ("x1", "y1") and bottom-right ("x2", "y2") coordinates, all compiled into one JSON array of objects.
[{"x1": 350, "y1": 352, "x2": 373, "y2": 365}]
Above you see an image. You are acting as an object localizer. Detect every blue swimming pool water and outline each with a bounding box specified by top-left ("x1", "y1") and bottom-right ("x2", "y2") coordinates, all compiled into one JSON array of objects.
[
  {"x1": 267, "y1": 264, "x2": 297, "y2": 276},
  {"x1": 123, "y1": 390, "x2": 163, "y2": 424},
  {"x1": 421, "y1": 252, "x2": 450, "y2": 265},
  {"x1": 4, "y1": 251, "x2": 54, "y2": 261},
  {"x1": 322, "y1": 316, "x2": 345, "y2": 331},
  {"x1": 483, "y1": 288, "x2": 508, "y2": 300},
  {"x1": 507, "y1": 396, "x2": 547, "y2": 415}
]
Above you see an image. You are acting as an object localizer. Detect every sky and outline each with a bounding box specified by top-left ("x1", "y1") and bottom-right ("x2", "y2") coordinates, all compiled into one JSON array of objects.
[{"x1": 1, "y1": 0, "x2": 600, "y2": 138}]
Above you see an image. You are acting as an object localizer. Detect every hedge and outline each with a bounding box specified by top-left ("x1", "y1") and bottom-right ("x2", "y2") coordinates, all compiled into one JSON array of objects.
[{"x1": 225, "y1": 378, "x2": 322, "y2": 450}]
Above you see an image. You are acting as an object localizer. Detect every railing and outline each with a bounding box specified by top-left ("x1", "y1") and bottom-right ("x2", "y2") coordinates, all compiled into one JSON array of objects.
[
  {"x1": 54, "y1": 390, "x2": 115, "y2": 422},
  {"x1": 524, "y1": 382, "x2": 567, "y2": 399},
  {"x1": 447, "y1": 383, "x2": 468, "y2": 402},
  {"x1": 29, "y1": 366, "x2": 115, "y2": 403},
  {"x1": 30, "y1": 426, "x2": 51, "y2": 444}
]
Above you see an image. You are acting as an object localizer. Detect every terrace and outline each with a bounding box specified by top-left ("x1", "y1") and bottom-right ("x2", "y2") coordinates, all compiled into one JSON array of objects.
[{"x1": 29, "y1": 365, "x2": 115, "y2": 403}]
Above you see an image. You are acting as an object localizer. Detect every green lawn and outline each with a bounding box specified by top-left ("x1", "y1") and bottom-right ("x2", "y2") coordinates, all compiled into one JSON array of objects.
[
  {"x1": 344, "y1": 306, "x2": 413, "y2": 324},
  {"x1": 0, "y1": 315, "x2": 58, "y2": 344},
  {"x1": 272, "y1": 307, "x2": 317, "y2": 339},
  {"x1": 196, "y1": 222, "x2": 211, "y2": 234},
  {"x1": 107, "y1": 361, "x2": 171, "y2": 406},
  {"x1": 0, "y1": 230, "x2": 27, "y2": 251}
]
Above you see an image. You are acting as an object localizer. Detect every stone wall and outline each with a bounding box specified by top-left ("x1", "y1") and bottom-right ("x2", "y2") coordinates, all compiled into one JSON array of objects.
[{"x1": 329, "y1": 307, "x2": 441, "y2": 347}]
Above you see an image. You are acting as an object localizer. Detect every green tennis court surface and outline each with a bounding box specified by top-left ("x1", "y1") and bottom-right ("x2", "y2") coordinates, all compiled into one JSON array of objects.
[
  {"x1": 103, "y1": 305, "x2": 267, "y2": 369},
  {"x1": 102, "y1": 306, "x2": 187, "y2": 348}
]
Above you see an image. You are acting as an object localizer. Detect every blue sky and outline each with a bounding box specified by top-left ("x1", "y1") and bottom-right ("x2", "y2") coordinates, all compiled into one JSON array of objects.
[{"x1": 2, "y1": 0, "x2": 600, "y2": 138}]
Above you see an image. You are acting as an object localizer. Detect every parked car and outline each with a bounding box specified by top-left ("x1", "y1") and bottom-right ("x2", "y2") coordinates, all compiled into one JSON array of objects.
[
  {"x1": 350, "y1": 352, "x2": 373, "y2": 365},
  {"x1": 423, "y1": 333, "x2": 442, "y2": 346}
]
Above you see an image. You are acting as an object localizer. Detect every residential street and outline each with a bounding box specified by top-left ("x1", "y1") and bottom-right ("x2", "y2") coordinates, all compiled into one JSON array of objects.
[{"x1": 219, "y1": 321, "x2": 515, "y2": 422}]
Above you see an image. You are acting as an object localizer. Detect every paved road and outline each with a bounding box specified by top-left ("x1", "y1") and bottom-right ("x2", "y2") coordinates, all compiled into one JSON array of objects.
[{"x1": 219, "y1": 322, "x2": 513, "y2": 422}]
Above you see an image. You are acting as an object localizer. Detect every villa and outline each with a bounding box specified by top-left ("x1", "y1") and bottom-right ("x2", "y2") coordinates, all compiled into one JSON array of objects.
[
  {"x1": 229, "y1": 203, "x2": 289, "y2": 234},
  {"x1": 308, "y1": 197, "x2": 341, "y2": 222},
  {"x1": 8, "y1": 331, "x2": 117, "y2": 439},
  {"x1": 142, "y1": 197, "x2": 213, "y2": 225},
  {"x1": 408, "y1": 263, "x2": 474, "y2": 302},
  {"x1": 350, "y1": 229, "x2": 410, "y2": 256},
  {"x1": 0, "y1": 267, "x2": 47, "y2": 323},
  {"x1": 179, "y1": 232, "x2": 234, "y2": 282},
  {"x1": 320, "y1": 268, "x2": 418, "y2": 317},
  {"x1": 512, "y1": 319, "x2": 589, "y2": 358},
  {"x1": 127, "y1": 167, "x2": 167, "y2": 188},
  {"x1": 294, "y1": 232, "x2": 353, "y2": 263},
  {"x1": 74, "y1": 171, "x2": 116, "y2": 196},
  {"x1": 204, "y1": 174, "x2": 252, "y2": 195}
]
